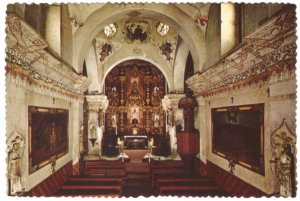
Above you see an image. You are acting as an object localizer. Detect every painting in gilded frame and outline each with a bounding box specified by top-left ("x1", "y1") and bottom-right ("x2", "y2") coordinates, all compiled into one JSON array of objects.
[
  {"x1": 211, "y1": 104, "x2": 264, "y2": 175},
  {"x1": 28, "y1": 106, "x2": 68, "y2": 174}
]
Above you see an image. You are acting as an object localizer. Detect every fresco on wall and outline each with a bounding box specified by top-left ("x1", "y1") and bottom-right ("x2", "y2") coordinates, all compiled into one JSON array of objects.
[
  {"x1": 212, "y1": 104, "x2": 264, "y2": 175},
  {"x1": 28, "y1": 106, "x2": 68, "y2": 174},
  {"x1": 123, "y1": 19, "x2": 151, "y2": 43}
]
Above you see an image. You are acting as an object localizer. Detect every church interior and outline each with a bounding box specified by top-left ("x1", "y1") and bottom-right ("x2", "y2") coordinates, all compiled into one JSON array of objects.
[{"x1": 5, "y1": 2, "x2": 297, "y2": 197}]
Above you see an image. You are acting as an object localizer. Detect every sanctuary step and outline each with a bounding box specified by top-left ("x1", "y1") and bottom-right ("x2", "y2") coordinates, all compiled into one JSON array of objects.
[
  {"x1": 56, "y1": 176, "x2": 123, "y2": 197},
  {"x1": 122, "y1": 163, "x2": 153, "y2": 197},
  {"x1": 84, "y1": 161, "x2": 126, "y2": 177}
]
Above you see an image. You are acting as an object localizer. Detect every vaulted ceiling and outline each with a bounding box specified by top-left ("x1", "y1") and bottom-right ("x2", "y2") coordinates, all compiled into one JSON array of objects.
[{"x1": 68, "y1": 3, "x2": 211, "y2": 93}]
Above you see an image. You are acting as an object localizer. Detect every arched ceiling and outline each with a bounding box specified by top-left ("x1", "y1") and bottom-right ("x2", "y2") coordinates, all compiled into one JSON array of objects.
[{"x1": 68, "y1": 3, "x2": 211, "y2": 93}]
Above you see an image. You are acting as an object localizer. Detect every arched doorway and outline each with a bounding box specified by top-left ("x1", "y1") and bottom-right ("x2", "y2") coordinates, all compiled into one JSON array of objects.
[{"x1": 102, "y1": 59, "x2": 169, "y2": 157}]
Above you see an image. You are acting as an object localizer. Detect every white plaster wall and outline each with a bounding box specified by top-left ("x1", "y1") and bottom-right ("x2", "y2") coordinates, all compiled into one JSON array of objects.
[
  {"x1": 85, "y1": 44, "x2": 101, "y2": 93},
  {"x1": 195, "y1": 80, "x2": 296, "y2": 194},
  {"x1": 173, "y1": 42, "x2": 189, "y2": 92},
  {"x1": 5, "y1": 80, "x2": 79, "y2": 191},
  {"x1": 45, "y1": 5, "x2": 61, "y2": 56}
]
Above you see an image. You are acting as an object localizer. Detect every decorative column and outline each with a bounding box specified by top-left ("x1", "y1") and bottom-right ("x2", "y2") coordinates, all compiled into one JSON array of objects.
[
  {"x1": 85, "y1": 94, "x2": 108, "y2": 159},
  {"x1": 162, "y1": 93, "x2": 185, "y2": 159}
]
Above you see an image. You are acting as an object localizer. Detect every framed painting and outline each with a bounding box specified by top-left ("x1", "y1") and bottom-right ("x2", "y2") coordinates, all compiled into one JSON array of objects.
[
  {"x1": 28, "y1": 106, "x2": 69, "y2": 174},
  {"x1": 211, "y1": 104, "x2": 264, "y2": 175}
]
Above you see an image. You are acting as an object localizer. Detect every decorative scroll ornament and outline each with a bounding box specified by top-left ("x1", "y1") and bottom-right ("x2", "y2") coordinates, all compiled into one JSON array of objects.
[
  {"x1": 187, "y1": 8, "x2": 296, "y2": 96},
  {"x1": 7, "y1": 128, "x2": 25, "y2": 195},
  {"x1": 270, "y1": 119, "x2": 296, "y2": 197},
  {"x1": 6, "y1": 14, "x2": 90, "y2": 97}
]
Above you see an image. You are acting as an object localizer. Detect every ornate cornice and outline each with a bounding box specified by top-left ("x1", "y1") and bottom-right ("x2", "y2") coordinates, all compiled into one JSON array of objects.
[
  {"x1": 187, "y1": 8, "x2": 296, "y2": 97},
  {"x1": 162, "y1": 93, "x2": 186, "y2": 111},
  {"x1": 5, "y1": 13, "x2": 89, "y2": 96},
  {"x1": 85, "y1": 95, "x2": 109, "y2": 112}
]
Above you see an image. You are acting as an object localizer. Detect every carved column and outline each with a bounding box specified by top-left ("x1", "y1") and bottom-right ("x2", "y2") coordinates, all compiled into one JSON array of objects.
[
  {"x1": 162, "y1": 94, "x2": 185, "y2": 159},
  {"x1": 85, "y1": 95, "x2": 108, "y2": 159}
]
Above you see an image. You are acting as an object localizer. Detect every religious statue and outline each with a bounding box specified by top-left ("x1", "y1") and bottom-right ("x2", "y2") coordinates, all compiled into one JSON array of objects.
[
  {"x1": 110, "y1": 86, "x2": 118, "y2": 106},
  {"x1": 79, "y1": 124, "x2": 84, "y2": 154},
  {"x1": 151, "y1": 86, "x2": 161, "y2": 106},
  {"x1": 154, "y1": 116, "x2": 160, "y2": 128},
  {"x1": 111, "y1": 115, "x2": 117, "y2": 128},
  {"x1": 153, "y1": 86, "x2": 159, "y2": 97},
  {"x1": 89, "y1": 123, "x2": 97, "y2": 147},
  {"x1": 271, "y1": 120, "x2": 296, "y2": 197},
  {"x1": 131, "y1": 80, "x2": 138, "y2": 95},
  {"x1": 7, "y1": 132, "x2": 25, "y2": 195},
  {"x1": 277, "y1": 144, "x2": 295, "y2": 197},
  {"x1": 132, "y1": 108, "x2": 139, "y2": 121}
]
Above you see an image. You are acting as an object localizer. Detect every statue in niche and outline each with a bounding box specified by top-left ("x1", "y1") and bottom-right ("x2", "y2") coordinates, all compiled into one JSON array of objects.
[
  {"x1": 153, "y1": 86, "x2": 160, "y2": 97},
  {"x1": 154, "y1": 115, "x2": 160, "y2": 128},
  {"x1": 7, "y1": 131, "x2": 25, "y2": 195},
  {"x1": 111, "y1": 116, "x2": 117, "y2": 128},
  {"x1": 131, "y1": 108, "x2": 139, "y2": 123},
  {"x1": 276, "y1": 143, "x2": 296, "y2": 197},
  {"x1": 89, "y1": 123, "x2": 97, "y2": 140},
  {"x1": 271, "y1": 119, "x2": 296, "y2": 197},
  {"x1": 110, "y1": 86, "x2": 118, "y2": 106},
  {"x1": 79, "y1": 124, "x2": 85, "y2": 154},
  {"x1": 131, "y1": 80, "x2": 138, "y2": 95},
  {"x1": 151, "y1": 86, "x2": 161, "y2": 106}
]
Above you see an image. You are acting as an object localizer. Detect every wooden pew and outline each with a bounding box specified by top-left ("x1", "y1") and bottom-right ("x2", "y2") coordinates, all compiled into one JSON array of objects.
[
  {"x1": 84, "y1": 169, "x2": 125, "y2": 177},
  {"x1": 158, "y1": 185, "x2": 222, "y2": 196},
  {"x1": 66, "y1": 177, "x2": 123, "y2": 186},
  {"x1": 150, "y1": 163, "x2": 185, "y2": 171},
  {"x1": 84, "y1": 161, "x2": 125, "y2": 177},
  {"x1": 151, "y1": 169, "x2": 187, "y2": 187},
  {"x1": 85, "y1": 161, "x2": 125, "y2": 168},
  {"x1": 155, "y1": 177, "x2": 213, "y2": 192},
  {"x1": 157, "y1": 177, "x2": 214, "y2": 186},
  {"x1": 60, "y1": 185, "x2": 122, "y2": 197}
]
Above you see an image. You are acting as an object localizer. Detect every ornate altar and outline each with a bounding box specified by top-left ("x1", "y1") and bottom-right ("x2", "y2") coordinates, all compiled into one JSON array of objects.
[
  {"x1": 104, "y1": 60, "x2": 166, "y2": 139},
  {"x1": 124, "y1": 135, "x2": 148, "y2": 149}
]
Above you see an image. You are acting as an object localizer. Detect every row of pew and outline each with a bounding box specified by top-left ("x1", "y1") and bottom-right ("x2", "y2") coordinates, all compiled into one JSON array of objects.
[
  {"x1": 56, "y1": 161, "x2": 126, "y2": 197},
  {"x1": 56, "y1": 160, "x2": 227, "y2": 197},
  {"x1": 149, "y1": 161, "x2": 227, "y2": 196}
]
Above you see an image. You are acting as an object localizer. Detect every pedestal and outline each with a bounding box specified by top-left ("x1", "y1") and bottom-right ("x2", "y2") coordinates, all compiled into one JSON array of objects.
[{"x1": 85, "y1": 95, "x2": 108, "y2": 157}]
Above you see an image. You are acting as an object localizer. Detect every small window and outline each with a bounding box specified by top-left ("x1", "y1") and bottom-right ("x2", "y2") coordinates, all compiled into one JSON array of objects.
[
  {"x1": 104, "y1": 23, "x2": 117, "y2": 38},
  {"x1": 157, "y1": 22, "x2": 169, "y2": 36}
]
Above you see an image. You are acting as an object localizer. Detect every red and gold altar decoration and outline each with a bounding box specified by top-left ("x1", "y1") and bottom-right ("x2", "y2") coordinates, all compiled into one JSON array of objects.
[{"x1": 105, "y1": 60, "x2": 166, "y2": 137}]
